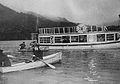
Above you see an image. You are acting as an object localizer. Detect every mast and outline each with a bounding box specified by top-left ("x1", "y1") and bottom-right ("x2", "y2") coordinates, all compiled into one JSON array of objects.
[
  {"x1": 35, "y1": 16, "x2": 39, "y2": 43},
  {"x1": 36, "y1": 16, "x2": 39, "y2": 32},
  {"x1": 31, "y1": 16, "x2": 39, "y2": 40}
]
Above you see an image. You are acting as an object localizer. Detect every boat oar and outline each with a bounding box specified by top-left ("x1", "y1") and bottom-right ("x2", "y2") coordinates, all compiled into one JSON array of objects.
[
  {"x1": 35, "y1": 56, "x2": 56, "y2": 69},
  {"x1": 7, "y1": 55, "x2": 16, "y2": 58},
  {"x1": 7, "y1": 55, "x2": 31, "y2": 61}
]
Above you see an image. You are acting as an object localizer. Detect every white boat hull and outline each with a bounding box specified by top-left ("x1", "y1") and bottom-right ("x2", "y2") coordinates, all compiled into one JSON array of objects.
[
  {"x1": 0, "y1": 52, "x2": 62, "y2": 73},
  {"x1": 40, "y1": 41, "x2": 120, "y2": 50}
]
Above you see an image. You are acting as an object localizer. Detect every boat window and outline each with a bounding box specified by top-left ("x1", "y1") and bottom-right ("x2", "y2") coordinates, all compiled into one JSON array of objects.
[
  {"x1": 70, "y1": 27, "x2": 73, "y2": 33},
  {"x1": 39, "y1": 28, "x2": 42, "y2": 34},
  {"x1": 39, "y1": 37, "x2": 50, "y2": 43},
  {"x1": 49, "y1": 28, "x2": 52, "y2": 34},
  {"x1": 45, "y1": 29, "x2": 48, "y2": 34},
  {"x1": 86, "y1": 27, "x2": 91, "y2": 32},
  {"x1": 88, "y1": 35, "x2": 97, "y2": 42},
  {"x1": 39, "y1": 28, "x2": 45, "y2": 34},
  {"x1": 31, "y1": 33, "x2": 38, "y2": 40},
  {"x1": 55, "y1": 28, "x2": 59, "y2": 34},
  {"x1": 65, "y1": 27, "x2": 69, "y2": 33},
  {"x1": 43, "y1": 29, "x2": 45, "y2": 34},
  {"x1": 45, "y1": 28, "x2": 50, "y2": 34},
  {"x1": 62, "y1": 36, "x2": 70, "y2": 43},
  {"x1": 70, "y1": 27, "x2": 77, "y2": 33},
  {"x1": 79, "y1": 35, "x2": 87, "y2": 42},
  {"x1": 71, "y1": 36, "x2": 79, "y2": 42},
  {"x1": 40, "y1": 37, "x2": 44, "y2": 43},
  {"x1": 45, "y1": 28, "x2": 47, "y2": 34},
  {"x1": 45, "y1": 37, "x2": 51, "y2": 43},
  {"x1": 51, "y1": 28, "x2": 54, "y2": 34},
  {"x1": 73, "y1": 27, "x2": 77, "y2": 32},
  {"x1": 92, "y1": 26, "x2": 97, "y2": 32},
  {"x1": 98, "y1": 27, "x2": 102, "y2": 31},
  {"x1": 55, "y1": 37, "x2": 62, "y2": 43},
  {"x1": 47, "y1": 28, "x2": 50, "y2": 34},
  {"x1": 115, "y1": 33, "x2": 119, "y2": 40},
  {"x1": 60, "y1": 27, "x2": 64, "y2": 33},
  {"x1": 106, "y1": 34, "x2": 114, "y2": 41},
  {"x1": 97, "y1": 34, "x2": 105, "y2": 42}
]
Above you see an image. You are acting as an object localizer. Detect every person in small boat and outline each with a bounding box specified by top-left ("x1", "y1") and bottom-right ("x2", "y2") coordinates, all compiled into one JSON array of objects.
[
  {"x1": 19, "y1": 42, "x2": 26, "y2": 50},
  {"x1": 0, "y1": 49, "x2": 11, "y2": 67},
  {"x1": 28, "y1": 41, "x2": 37, "y2": 51},
  {"x1": 29, "y1": 41, "x2": 37, "y2": 48},
  {"x1": 32, "y1": 45, "x2": 43, "y2": 61}
]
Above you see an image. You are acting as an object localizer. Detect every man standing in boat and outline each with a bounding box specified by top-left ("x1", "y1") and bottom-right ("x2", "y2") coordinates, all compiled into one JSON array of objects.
[
  {"x1": 32, "y1": 45, "x2": 43, "y2": 61},
  {"x1": 19, "y1": 42, "x2": 26, "y2": 50},
  {"x1": 0, "y1": 49, "x2": 11, "y2": 67}
]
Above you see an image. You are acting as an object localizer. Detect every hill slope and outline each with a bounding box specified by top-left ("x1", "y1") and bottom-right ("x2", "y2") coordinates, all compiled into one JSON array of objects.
[{"x1": 0, "y1": 4, "x2": 76, "y2": 40}]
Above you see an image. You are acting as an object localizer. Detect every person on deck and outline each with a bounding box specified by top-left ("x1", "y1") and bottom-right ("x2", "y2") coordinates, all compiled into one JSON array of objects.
[
  {"x1": 19, "y1": 42, "x2": 26, "y2": 50},
  {"x1": 0, "y1": 49, "x2": 11, "y2": 67},
  {"x1": 32, "y1": 45, "x2": 43, "y2": 61}
]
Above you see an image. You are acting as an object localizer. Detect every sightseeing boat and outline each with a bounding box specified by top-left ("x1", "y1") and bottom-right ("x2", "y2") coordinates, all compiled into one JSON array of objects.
[
  {"x1": 36, "y1": 24, "x2": 120, "y2": 49},
  {"x1": 0, "y1": 52, "x2": 62, "y2": 73}
]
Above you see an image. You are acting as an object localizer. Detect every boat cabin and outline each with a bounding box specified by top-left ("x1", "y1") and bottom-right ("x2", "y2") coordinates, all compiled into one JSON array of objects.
[{"x1": 37, "y1": 24, "x2": 120, "y2": 45}]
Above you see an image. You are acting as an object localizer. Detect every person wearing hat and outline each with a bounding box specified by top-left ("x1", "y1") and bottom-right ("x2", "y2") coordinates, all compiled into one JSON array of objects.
[
  {"x1": 29, "y1": 41, "x2": 37, "y2": 48},
  {"x1": 0, "y1": 49, "x2": 11, "y2": 67},
  {"x1": 32, "y1": 45, "x2": 43, "y2": 61},
  {"x1": 19, "y1": 42, "x2": 26, "y2": 50}
]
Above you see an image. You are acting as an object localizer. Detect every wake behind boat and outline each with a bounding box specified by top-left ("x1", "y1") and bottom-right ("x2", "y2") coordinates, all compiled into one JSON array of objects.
[{"x1": 0, "y1": 52, "x2": 62, "y2": 73}]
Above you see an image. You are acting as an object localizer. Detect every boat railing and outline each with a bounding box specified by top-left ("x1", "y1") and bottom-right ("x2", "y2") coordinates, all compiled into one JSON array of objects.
[{"x1": 38, "y1": 25, "x2": 108, "y2": 35}]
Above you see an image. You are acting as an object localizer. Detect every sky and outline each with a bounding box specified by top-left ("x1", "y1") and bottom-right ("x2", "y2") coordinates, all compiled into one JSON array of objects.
[{"x1": 0, "y1": 0, "x2": 120, "y2": 25}]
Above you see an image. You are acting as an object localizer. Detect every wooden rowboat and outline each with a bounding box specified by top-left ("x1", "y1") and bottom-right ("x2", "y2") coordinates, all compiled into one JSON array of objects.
[{"x1": 0, "y1": 52, "x2": 62, "y2": 73}]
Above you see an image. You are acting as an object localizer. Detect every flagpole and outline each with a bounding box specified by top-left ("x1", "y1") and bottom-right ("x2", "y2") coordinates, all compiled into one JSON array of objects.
[
  {"x1": 36, "y1": 16, "x2": 38, "y2": 32},
  {"x1": 35, "y1": 16, "x2": 39, "y2": 43}
]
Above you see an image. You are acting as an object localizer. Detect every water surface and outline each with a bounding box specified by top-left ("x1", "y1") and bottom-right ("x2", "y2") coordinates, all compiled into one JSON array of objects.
[{"x1": 0, "y1": 40, "x2": 120, "y2": 84}]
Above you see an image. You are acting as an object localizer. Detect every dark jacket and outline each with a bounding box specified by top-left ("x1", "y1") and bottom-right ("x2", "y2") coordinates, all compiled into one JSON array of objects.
[
  {"x1": 0, "y1": 52, "x2": 11, "y2": 67},
  {"x1": 19, "y1": 43, "x2": 26, "y2": 49},
  {"x1": 33, "y1": 46, "x2": 43, "y2": 60}
]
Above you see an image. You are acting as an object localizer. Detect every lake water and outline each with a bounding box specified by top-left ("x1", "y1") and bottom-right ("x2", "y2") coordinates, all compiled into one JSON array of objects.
[{"x1": 0, "y1": 40, "x2": 120, "y2": 84}]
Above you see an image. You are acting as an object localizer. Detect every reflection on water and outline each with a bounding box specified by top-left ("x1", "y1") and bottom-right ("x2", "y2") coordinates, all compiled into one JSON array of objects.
[{"x1": 1, "y1": 41, "x2": 120, "y2": 84}]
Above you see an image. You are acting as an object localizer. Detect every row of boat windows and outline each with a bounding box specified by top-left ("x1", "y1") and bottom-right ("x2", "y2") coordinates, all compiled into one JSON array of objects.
[
  {"x1": 38, "y1": 26, "x2": 105, "y2": 34},
  {"x1": 39, "y1": 27, "x2": 76, "y2": 34},
  {"x1": 39, "y1": 33, "x2": 119, "y2": 43}
]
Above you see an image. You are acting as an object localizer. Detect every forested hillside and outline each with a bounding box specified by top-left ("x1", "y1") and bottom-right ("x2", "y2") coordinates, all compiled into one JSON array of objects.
[
  {"x1": 0, "y1": 3, "x2": 120, "y2": 40},
  {"x1": 0, "y1": 4, "x2": 76, "y2": 40}
]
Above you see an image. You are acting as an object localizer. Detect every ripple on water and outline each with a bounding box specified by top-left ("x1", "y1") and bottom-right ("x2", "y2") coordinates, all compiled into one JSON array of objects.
[{"x1": 1, "y1": 41, "x2": 120, "y2": 84}]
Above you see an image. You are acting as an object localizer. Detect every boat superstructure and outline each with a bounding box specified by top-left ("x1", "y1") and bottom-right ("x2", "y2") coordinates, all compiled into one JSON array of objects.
[{"x1": 37, "y1": 24, "x2": 120, "y2": 49}]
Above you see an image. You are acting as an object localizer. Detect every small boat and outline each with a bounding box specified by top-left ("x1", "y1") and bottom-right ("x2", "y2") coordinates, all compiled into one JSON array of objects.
[
  {"x1": 36, "y1": 24, "x2": 120, "y2": 49},
  {"x1": 0, "y1": 52, "x2": 62, "y2": 73}
]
